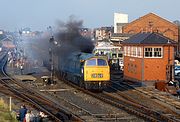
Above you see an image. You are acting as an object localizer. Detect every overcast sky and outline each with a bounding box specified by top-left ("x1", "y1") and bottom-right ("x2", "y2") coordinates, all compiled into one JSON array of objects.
[{"x1": 0, "y1": 0, "x2": 179, "y2": 31}]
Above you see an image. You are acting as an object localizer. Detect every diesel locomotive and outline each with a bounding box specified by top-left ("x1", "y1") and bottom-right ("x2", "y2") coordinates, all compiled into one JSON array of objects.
[{"x1": 58, "y1": 52, "x2": 110, "y2": 90}]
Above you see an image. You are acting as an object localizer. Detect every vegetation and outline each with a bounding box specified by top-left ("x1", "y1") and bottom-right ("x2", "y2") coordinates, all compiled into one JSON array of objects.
[{"x1": 0, "y1": 98, "x2": 18, "y2": 122}]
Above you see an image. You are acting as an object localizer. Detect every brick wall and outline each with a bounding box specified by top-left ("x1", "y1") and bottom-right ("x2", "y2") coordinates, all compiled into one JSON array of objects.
[
  {"x1": 123, "y1": 45, "x2": 174, "y2": 82},
  {"x1": 123, "y1": 13, "x2": 179, "y2": 42}
]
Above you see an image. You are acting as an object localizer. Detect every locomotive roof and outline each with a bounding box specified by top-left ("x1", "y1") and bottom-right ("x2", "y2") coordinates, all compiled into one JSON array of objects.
[
  {"x1": 69, "y1": 52, "x2": 106, "y2": 61},
  {"x1": 68, "y1": 52, "x2": 94, "y2": 60}
]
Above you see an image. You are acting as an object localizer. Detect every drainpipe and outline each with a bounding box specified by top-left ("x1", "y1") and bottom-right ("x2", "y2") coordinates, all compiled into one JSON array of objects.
[
  {"x1": 142, "y1": 46, "x2": 144, "y2": 81},
  {"x1": 167, "y1": 42, "x2": 170, "y2": 82}
]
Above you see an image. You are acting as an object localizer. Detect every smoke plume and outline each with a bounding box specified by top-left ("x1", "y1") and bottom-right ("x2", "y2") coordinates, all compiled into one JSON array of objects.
[{"x1": 53, "y1": 16, "x2": 95, "y2": 57}]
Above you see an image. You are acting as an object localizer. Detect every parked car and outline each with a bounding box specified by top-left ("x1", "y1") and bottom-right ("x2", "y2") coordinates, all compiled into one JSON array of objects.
[
  {"x1": 175, "y1": 66, "x2": 180, "y2": 76},
  {"x1": 175, "y1": 60, "x2": 180, "y2": 66}
]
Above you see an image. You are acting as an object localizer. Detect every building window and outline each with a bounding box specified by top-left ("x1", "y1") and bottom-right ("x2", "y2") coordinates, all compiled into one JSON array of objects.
[
  {"x1": 125, "y1": 46, "x2": 142, "y2": 58},
  {"x1": 145, "y1": 48, "x2": 152, "y2": 57},
  {"x1": 144, "y1": 47, "x2": 163, "y2": 58},
  {"x1": 132, "y1": 47, "x2": 137, "y2": 57},
  {"x1": 118, "y1": 53, "x2": 123, "y2": 58},
  {"x1": 137, "y1": 47, "x2": 142, "y2": 58},
  {"x1": 112, "y1": 53, "x2": 117, "y2": 58},
  {"x1": 154, "y1": 48, "x2": 162, "y2": 57},
  {"x1": 127, "y1": 46, "x2": 131, "y2": 56},
  {"x1": 124, "y1": 46, "x2": 126, "y2": 56}
]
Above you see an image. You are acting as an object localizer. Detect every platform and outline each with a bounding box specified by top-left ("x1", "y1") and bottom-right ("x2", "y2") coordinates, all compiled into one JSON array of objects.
[{"x1": 13, "y1": 75, "x2": 37, "y2": 81}]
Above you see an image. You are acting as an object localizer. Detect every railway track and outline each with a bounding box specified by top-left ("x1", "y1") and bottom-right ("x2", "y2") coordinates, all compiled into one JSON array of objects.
[
  {"x1": 60, "y1": 73, "x2": 180, "y2": 122},
  {"x1": 0, "y1": 53, "x2": 83, "y2": 122},
  {"x1": 109, "y1": 80, "x2": 180, "y2": 121},
  {"x1": 110, "y1": 71, "x2": 180, "y2": 120},
  {"x1": 43, "y1": 90, "x2": 103, "y2": 121},
  {"x1": 19, "y1": 30, "x2": 180, "y2": 121},
  {"x1": 41, "y1": 86, "x2": 136, "y2": 121}
]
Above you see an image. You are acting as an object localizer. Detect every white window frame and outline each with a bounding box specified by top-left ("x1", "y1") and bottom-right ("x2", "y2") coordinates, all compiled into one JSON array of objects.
[
  {"x1": 154, "y1": 47, "x2": 162, "y2": 57},
  {"x1": 124, "y1": 46, "x2": 127, "y2": 56},
  {"x1": 137, "y1": 47, "x2": 142, "y2": 58},
  {"x1": 131, "y1": 46, "x2": 136, "y2": 57},
  {"x1": 144, "y1": 46, "x2": 163, "y2": 58},
  {"x1": 127, "y1": 46, "x2": 131, "y2": 56}
]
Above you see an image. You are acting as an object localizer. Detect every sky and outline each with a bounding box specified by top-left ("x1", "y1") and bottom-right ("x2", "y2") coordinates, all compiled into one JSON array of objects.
[{"x1": 0, "y1": 0, "x2": 179, "y2": 31}]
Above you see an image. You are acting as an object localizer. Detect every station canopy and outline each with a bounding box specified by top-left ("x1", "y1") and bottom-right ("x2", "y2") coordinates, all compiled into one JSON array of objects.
[{"x1": 95, "y1": 42, "x2": 120, "y2": 50}]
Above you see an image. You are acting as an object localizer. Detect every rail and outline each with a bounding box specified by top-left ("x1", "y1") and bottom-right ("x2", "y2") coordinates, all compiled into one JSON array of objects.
[
  {"x1": 59, "y1": 74, "x2": 179, "y2": 122},
  {"x1": 0, "y1": 52, "x2": 84, "y2": 122},
  {"x1": 109, "y1": 79, "x2": 180, "y2": 121}
]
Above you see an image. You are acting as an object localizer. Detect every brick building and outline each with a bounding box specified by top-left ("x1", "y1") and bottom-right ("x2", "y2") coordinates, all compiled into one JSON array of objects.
[
  {"x1": 122, "y1": 33, "x2": 177, "y2": 84},
  {"x1": 122, "y1": 13, "x2": 179, "y2": 51}
]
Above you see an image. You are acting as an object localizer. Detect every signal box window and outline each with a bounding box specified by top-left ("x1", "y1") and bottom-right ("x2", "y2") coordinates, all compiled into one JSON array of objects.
[
  {"x1": 86, "y1": 59, "x2": 96, "y2": 66},
  {"x1": 137, "y1": 47, "x2": 142, "y2": 58},
  {"x1": 97, "y1": 59, "x2": 107, "y2": 66},
  {"x1": 145, "y1": 48, "x2": 152, "y2": 57},
  {"x1": 144, "y1": 47, "x2": 162, "y2": 58},
  {"x1": 154, "y1": 48, "x2": 162, "y2": 57}
]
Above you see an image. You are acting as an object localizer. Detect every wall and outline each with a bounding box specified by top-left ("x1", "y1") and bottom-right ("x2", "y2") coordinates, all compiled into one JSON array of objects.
[
  {"x1": 123, "y1": 45, "x2": 174, "y2": 82},
  {"x1": 123, "y1": 56, "x2": 142, "y2": 81},
  {"x1": 123, "y1": 13, "x2": 178, "y2": 42},
  {"x1": 144, "y1": 46, "x2": 174, "y2": 81}
]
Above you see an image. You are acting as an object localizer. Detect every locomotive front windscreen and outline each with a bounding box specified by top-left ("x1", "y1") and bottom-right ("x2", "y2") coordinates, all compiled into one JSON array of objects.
[
  {"x1": 97, "y1": 59, "x2": 107, "y2": 66},
  {"x1": 86, "y1": 59, "x2": 96, "y2": 66},
  {"x1": 86, "y1": 58, "x2": 107, "y2": 66}
]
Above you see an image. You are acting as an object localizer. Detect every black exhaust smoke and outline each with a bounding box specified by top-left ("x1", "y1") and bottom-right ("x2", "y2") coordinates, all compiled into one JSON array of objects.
[{"x1": 54, "y1": 16, "x2": 95, "y2": 56}]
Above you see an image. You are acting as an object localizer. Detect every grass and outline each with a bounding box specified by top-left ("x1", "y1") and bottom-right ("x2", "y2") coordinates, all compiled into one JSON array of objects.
[{"x1": 0, "y1": 98, "x2": 18, "y2": 122}]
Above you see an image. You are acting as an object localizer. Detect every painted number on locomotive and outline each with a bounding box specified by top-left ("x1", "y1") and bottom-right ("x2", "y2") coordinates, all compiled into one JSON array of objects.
[{"x1": 91, "y1": 73, "x2": 103, "y2": 78}]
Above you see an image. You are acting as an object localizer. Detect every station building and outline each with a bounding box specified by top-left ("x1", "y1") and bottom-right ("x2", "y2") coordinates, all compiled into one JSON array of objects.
[{"x1": 122, "y1": 32, "x2": 177, "y2": 85}]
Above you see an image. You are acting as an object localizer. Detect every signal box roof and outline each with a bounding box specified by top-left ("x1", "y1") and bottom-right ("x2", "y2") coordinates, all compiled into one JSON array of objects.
[{"x1": 122, "y1": 32, "x2": 177, "y2": 45}]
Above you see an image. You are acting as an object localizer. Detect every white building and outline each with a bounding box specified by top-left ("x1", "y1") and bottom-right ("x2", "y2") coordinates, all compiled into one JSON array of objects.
[{"x1": 114, "y1": 13, "x2": 128, "y2": 33}]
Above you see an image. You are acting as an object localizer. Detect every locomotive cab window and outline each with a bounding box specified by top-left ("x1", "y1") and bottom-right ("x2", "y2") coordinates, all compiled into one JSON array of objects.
[
  {"x1": 86, "y1": 59, "x2": 96, "y2": 66},
  {"x1": 97, "y1": 59, "x2": 107, "y2": 66}
]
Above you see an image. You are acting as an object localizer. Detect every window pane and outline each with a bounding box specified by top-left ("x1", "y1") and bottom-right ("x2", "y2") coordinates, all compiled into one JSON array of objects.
[
  {"x1": 145, "y1": 47, "x2": 152, "y2": 57},
  {"x1": 118, "y1": 53, "x2": 123, "y2": 57},
  {"x1": 97, "y1": 59, "x2": 107, "y2": 66},
  {"x1": 145, "y1": 52, "x2": 149, "y2": 57},
  {"x1": 150, "y1": 52, "x2": 152, "y2": 56},
  {"x1": 137, "y1": 47, "x2": 141, "y2": 57},
  {"x1": 154, "y1": 48, "x2": 162, "y2": 57},
  {"x1": 86, "y1": 59, "x2": 96, "y2": 66},
  {"x1": 127, "y1": 46, "x2": 130, "y2": 56}
]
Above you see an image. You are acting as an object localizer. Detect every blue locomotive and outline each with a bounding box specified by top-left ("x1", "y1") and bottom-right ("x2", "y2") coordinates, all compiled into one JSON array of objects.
[{"x1": 58, "y1": 52, "x2": 110, "y2": 90}]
